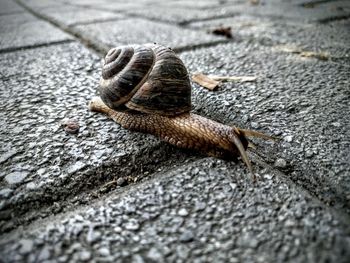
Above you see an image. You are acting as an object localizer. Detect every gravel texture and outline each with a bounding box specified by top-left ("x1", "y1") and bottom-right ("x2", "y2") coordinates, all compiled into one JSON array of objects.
[
  {"x1": 0, "y1": 42, "x2": 190, "y2": 232},
  {"x1": 179, "y1": 41, "x2": 350, "y2": 213},
  {"x1": 1, "y1": 0, "x2": 349, "y2": 262},
  {"x1": 1, "y1": 159, "x2": 349, "y2": 262},
  {"x1": 0, "y1": 12, "x2": 72, "y2": 52},
  {"x1": 0, "y1": 0, "x2": 25, "y2": 15},
  {"x1": 73, "y1": 18, "x2": 226, "y2": 51}
]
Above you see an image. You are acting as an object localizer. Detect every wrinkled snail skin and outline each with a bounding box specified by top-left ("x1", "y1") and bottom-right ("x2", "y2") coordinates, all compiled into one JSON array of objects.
[
  {"x1": 90, "y1": 44, "x2": 257, "y2": 177},
  {"x1": 89, "y1": 97, "x2": 252, "y2": 174}
]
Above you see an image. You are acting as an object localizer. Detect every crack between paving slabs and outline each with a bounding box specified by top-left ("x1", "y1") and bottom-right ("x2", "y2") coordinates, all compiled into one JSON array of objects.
[
  {"x1": 0, "y1": 39, "x2": 75, "y2": 54},
  {"x1": 16, "y1": 0, "x2": 233, "y2": 56},
  {"x1": 0, "y1": 141, "x2": 198, "y2": 233},
  {"x1": 248, "y1": 150, "x2": 350, "y2": 225},
  {"x1": 11, "y1": 0, "x2": 350, "y2": 230}
]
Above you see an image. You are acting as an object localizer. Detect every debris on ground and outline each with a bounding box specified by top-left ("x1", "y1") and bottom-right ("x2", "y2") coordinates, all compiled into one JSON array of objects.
[{"x1": 192, "y1": 73, "x2": 257, "y2": 90}]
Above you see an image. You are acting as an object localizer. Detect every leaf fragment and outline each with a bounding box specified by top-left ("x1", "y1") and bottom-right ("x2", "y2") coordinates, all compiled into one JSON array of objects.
[
  {"x1": 277, "y1": 45, "x2": 329, "y2": 61},
  {"x1": 211, "y1": 26, "x2": 233, "y2": 38},
  {"x1": 209, "y1": 75, "x2": 257, "y2": 82},
  {"x1": 300, "y1": 51, "x2": 329, "y2": 61},
  {"x1": 192, "y1": 73, "x2": 258, "y2": 90},
  {"x1": 191, "y1": 73, "x2": 221, "y2": 90}
]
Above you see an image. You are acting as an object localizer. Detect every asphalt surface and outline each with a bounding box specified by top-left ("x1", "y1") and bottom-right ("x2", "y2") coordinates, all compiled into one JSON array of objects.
[{"x1": 0, "y1": 0, "x2": 349, "y2": 262}]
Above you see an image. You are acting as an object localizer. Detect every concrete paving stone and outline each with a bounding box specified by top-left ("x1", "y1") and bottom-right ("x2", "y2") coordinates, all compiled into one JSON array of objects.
[
  {"x1": 120, "y1": 0, "x2": 350, "y2": 24},
  {"x1": 83, "y1": 2, "x2": 159, "y2": 12},
  {"x1": 189, "y1": 15, "x2": 350, "y2": 64},
  {"x1": 0, "y1": 12, "x2": 72, "y2": 51},
  {"x1": 73, "y1": 18, "x2": 226, "y2": 51},
  {"x1": 0, "y1": 0, "x2": 25, "y2": 15},
  {"x1": 157, "y1": 0, "x2": 239, "y2": 9},
  {"x1": 178, "y1": 41, "x2": 350, "y2": 213},
  {"x1": 225, "y1": 0, "x2": 350, "y2": 22},
  {"x1": 62, "y1": 0, "x2": 160, "y2": 9},
  {"x1": 123, "y1": 5, "x2": 244, "y2": 24},
  {"x1": 32, "y1": 5, "x2": 125, "y2": 27},
  {"x1": 16, "y1": 0, "x2": 66, "y2": 9},
  {"x1": 0, "y1": 42, "x2": 190, "y2": 232},
  {"x1": 0, "y1": 159, "x2": 349, "y2": 262}
]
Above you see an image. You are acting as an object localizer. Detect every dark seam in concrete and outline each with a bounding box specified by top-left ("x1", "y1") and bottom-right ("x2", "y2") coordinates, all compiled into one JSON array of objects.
[
  {"x1": 0, "y1": 10, "x2": 26, "y2": 16},
  {"x1": 14, "y1": 0, "x2": 106, "y2": 57},
  {"x1": 12, "y1": 0, "x2": 296, "y2": 56},
  {"x1": 60, "y1": 2, "x2": 241, "y2": 28},
  {"x1": 173, "y1": 40, "x2": 230, "y2": 53},
  {"x1": 318, "y1": 14, "x2": 350, "y2": 23},
  {"x1": 299, "y1": 0, "x2": 345, "y2": 8},
  {"x1": 11, "y1": 0, "x2": 350, "y2": 225},
  {"x1": 15, "y1": 0, "x2": 224, "y2": 56},
  {"x1": 248, "y1": 150, "x2": 350, "y2": 226},
  {"x1": 69, "y1": 17, "x2": 127, "y2": 27},
  {"x1": 0, "y1": 39, "x2": 75, "y2": 54},
  {"x1": 0, "y1": 146, "x2": 198, "y2": 233}
]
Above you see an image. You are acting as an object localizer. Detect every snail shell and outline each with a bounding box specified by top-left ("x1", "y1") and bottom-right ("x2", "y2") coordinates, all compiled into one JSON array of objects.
[{"x1": 99, "y1": 44, "x2": 191, "y2": 116}]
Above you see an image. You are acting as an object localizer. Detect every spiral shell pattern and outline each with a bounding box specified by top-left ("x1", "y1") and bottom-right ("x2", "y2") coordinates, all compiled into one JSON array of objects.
[{"x1": 100, "y1": 44, "x2": 191, "y2": 116}]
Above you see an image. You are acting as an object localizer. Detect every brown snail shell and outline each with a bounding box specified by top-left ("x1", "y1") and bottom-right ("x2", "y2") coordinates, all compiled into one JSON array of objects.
[{"x1": 99, "y1": 44, "x2": 191, "y2": 116}]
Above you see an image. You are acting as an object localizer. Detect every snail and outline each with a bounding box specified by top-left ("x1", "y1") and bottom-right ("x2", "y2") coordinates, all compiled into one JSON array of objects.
[{"x1": 89, "y1": 44, "x2": 272, "y2": 180}]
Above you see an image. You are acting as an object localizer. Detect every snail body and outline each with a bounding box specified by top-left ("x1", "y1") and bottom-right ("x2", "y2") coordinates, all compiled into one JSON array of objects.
[{"x1": 89, "y1": 44, "x2": 270, "y2": 178}]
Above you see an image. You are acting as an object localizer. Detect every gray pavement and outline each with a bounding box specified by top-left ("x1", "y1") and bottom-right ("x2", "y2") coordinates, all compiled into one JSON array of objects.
[{"x1": 0, "y1": 0, "x2": 349, "y2": 262}]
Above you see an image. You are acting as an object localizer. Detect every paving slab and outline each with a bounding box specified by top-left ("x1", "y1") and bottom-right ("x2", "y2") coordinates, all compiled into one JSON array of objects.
[
  {"x1": 158, "y1": 0, "x2": 233, "y2": 9},
  {"x1": 178, "y1": 41, "x2": 350, "y2": 213},
  {"x1": 73, "y1": 18, "x2": 226, "y2": 51},
  {"x1": 0, "y1": 42, "x2": 192, "y2": 232},
  {"x1": 32, "y1": 5, "x2": 125, "y2": 27},
  {"x1": 0, "y1": 159, "x2": 349, "y2": 262},
  {"x1": 69, "y1": 0, "x2": 149, "y2": 12},
  {"x1": 0, "y1": 12, "x2": 72, "y2": 52},
  {"x1": 189, "y1": 15, "x2": 350, "y2": 65},
  {"x1": 1, "y1": 0, "x2": 349, "y2": 262},
  {"x1": 230, "y1": 0, "x2": 350, "y2": 22},
  {"x1": 123, "y1": 5, "x2": 243, "y2": 24},
  {"x1": 0, "y1": 0, "x2": 25, "y2": 15},
  {"x1": 122, "y1": 0, "x2": 350, "y2": 24},
  {"x1": 16, "y1": 0, "x2": 65, "y2": 9}
]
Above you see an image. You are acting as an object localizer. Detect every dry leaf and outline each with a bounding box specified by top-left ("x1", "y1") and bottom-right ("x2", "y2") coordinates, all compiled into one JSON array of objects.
[
  {"x1": 277, "y1": 45, "x2": 302, "y2": 54},
  {"x1": 209, "y1": 75, "x2": 257, "y2": 82},
  {"x1": 211, "y1": 26, "x2": 233, "y2": 38},
  {"x1": 192, "y1": 73, "x2": 221, "y2": 90},
  {"x1": 192, "y1": 73, "x2": 258, "y2": 90},
  {"x1": 277, "y1": 45, "x2": 329, "y2": 61},
  {"x1": 300, "y1": 51, "x2": 329, "y2": 61},
  {"x1": 249, "y1": 0, "x2": 260, "y2": 5}
]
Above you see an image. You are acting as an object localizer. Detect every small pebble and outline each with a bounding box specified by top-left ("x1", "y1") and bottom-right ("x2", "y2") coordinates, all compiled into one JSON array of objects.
[
  {"x1": 61, "y1": 118, "x2": 80, "y2": 134},
  {"x1": 5, "y1": 171, "x2": 28, "y2": 185},
  {"x1": 26, "y1": 182, "x2": 37, "y2": 190},
  {"x1": 86, "y1": 228, "x2": 102, "y2": 244},
  {"x1": 180, "y1": 230, "x2": 194, "y2": 242},
  {"x1": 147, "y1": 247, "x2": 164, "y2": 261},
  {"x1": 274, "y1": 158, "x2": 287, "y2": 168},
  {"x1": 178, "y1": 208, "x2": 189, "y2": 217},
  {"x1": 19, "y1": 239, "x2": 34, "y2": 255},
  {"x1": 99, "y1": 247, "x2": 110, "y2": 256},
  {"x1": 284, "y1": 135, "x2": 293, "y2": 142},
  {"x1": 117, "y1": 177, "x2": 126, "y2": 186},
  {"x1": 37, "y1": 247, "x2": 50, "y2": 261},
  {"x1": 0, "y1": 188, "x2": 13, "y2": 198},
  {"x1": 114, "y1": 226, "x2": 122, "y2": 233},
  {"x1": 79, "y1": 251, "x2": 92, "y2": 261},
  {"x1": 305, "y1": 150, "x2": 314, "y2": 158},
  {"x1": 125, "y1": 220, "x2": 140, "y2": 231}
]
